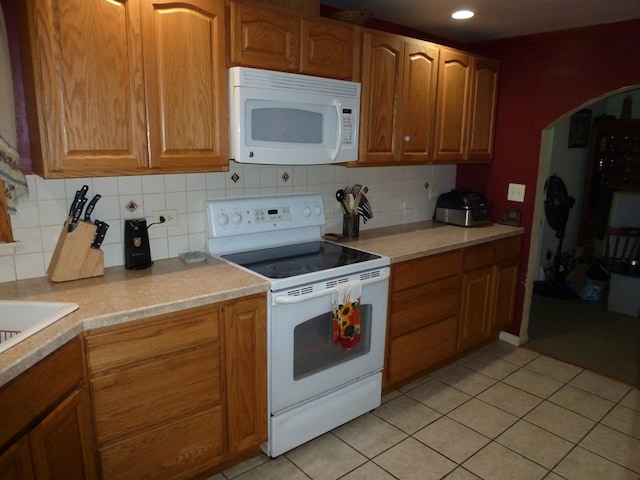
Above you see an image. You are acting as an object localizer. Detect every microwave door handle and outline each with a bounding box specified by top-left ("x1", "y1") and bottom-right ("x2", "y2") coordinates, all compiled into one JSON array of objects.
[
  {"x1": 272, "y1": 270, "x2": 390, "y2": 305},
  {"x1": 330, "y1": 101, "x2": 343, "y2": 162}
]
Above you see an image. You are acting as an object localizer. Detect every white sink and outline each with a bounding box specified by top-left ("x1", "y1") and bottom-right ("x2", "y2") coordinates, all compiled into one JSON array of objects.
[{"x1": 0, "y1": 301, "x2": 79, "y2": 354}]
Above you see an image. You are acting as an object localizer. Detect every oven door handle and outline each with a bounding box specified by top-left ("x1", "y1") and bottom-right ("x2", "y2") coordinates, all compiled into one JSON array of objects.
[{"x1": 272, "y1": 270, "x2": 390, "y2": 305}]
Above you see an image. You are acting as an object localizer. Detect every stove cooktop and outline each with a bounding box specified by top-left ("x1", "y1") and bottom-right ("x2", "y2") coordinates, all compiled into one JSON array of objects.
[{"x1": 221, "y1": 241, "x2": 381, "y2": 280}]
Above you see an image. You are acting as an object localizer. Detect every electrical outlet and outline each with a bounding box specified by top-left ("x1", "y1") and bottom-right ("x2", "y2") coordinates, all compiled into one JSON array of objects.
[
  {"x1": 507, "y1": 183, "x2": 526, "y2": 202},
  {"x1": 153, "y1": 209, "x2": 178, "y2": 226}
]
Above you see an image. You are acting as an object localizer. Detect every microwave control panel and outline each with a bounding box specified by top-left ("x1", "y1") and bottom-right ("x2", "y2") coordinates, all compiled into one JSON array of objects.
[{"x1": 342, "y1": 109, "x2": 354, "y2": 146}]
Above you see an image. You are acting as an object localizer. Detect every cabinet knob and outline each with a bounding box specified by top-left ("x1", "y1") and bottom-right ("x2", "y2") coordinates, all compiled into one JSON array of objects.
[{"x1": 404, "y1": 135, "x2": 410, "y2": 142}]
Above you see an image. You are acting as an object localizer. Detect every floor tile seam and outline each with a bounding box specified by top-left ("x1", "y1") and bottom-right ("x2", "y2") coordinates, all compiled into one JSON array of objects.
[
  {"x1": 334, "y1": 460, "x2": 401, "y2": 480},
  {"x1": 599, "y1": 404, "x2": 640, "y2": 440},
  {"x1": 493, "y1": 423, "x2": 579, "y2": 472},
  {"x1": 566, "y1": 378, "x2": 634, "y2": 403},
  {"x1": 327, "y1": 427, "x2": 408, "y2": 462},
  {"x1": 459, "y1": 437, "x2": 552, "y2": 478},
  {"x1": 543, "y1": 394, "x2": 617, "y2": 423},
  {"x1": 521, "y1": 362, "x2": 584, "y2": 386},
  {"x1": 283, "y1": 447, "x2": 333, "y2": 480},
  {"x1": 371, "y1": 395, "x2": 445, "y2": 435},
  {"x1": 567, "y1": 444, "x2": 640, "y2": 476},
  {"x1": 579, "y1": 422, "x2": 640, "y2": 460}
]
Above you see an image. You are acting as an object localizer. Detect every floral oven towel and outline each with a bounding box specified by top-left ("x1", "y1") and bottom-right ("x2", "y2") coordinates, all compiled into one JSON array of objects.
[{"x1": 332, "y1": 280, "x2": 362, "y2": 351}]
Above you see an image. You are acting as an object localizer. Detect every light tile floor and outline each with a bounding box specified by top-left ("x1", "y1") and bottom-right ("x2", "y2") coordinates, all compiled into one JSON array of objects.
[{"x1": 210, "y1": 341, "x2": 640, "y2": 480}]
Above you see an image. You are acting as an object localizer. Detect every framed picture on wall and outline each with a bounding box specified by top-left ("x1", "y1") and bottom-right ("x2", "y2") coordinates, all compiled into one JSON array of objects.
[{"x1": 568, "y1": 109, "x2": 592, "y2": 148}]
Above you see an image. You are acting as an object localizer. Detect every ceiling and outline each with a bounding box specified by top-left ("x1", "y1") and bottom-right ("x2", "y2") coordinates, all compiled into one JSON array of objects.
[{"x1": 321, "y1": 0, "x2": 640, "y2": 43}]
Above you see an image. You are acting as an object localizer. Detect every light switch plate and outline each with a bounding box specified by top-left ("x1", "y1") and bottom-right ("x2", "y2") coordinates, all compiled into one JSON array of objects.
[{"x1": 507, "y1": 183, "x2": 526, "y2": 202}]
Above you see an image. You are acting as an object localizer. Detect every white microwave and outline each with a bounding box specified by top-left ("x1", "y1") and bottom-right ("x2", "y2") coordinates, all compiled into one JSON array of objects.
[{"x1": 228, "y1": 67, "x2": 361, "y2": 165}]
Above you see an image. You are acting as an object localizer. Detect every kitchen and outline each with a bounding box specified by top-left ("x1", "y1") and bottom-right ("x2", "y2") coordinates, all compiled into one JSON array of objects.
[{"x1": 1, "y1": 0, "x2": 640, "y2": 479}]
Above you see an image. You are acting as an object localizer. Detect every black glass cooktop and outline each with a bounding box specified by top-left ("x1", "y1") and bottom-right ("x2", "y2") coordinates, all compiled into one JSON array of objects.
[{"x1": 221, "y1": 241, "x2": 381, "y2": 279}]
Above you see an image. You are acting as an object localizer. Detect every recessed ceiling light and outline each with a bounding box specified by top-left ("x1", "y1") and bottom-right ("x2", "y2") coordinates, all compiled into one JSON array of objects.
[{"x1": 451, "y1": 10, "x2": 475, "y2": 20}]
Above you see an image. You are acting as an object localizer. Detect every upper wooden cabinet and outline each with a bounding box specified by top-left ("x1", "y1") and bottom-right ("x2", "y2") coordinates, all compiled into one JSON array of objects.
[
  {"x1": 230, "y1": 1, "x2": 359, "y2": 80},
  {"x1": 358, "y1": 30, "x2": 439, "y2": 166},
  {"x1": 19, "y1": 0, "x2": 228, "y2": 178},
  {"x1": 433, "y1": 48, "x2": 499, "y2": 164}
]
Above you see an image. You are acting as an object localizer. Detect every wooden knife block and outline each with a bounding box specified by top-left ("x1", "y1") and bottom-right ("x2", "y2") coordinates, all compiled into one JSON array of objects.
[{"x1": 47, "y1": 217, "x2": 104, "y2": 282}]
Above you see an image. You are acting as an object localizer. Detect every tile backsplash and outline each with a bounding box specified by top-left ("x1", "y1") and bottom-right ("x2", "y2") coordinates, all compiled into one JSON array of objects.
[{"x1": 1, "y1": 162, "x2": 456, "y2": 283}]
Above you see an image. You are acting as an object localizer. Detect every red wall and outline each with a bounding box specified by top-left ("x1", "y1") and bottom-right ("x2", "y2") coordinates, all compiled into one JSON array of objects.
[{"x1": 457, "y1": 20, "x2": 640, "y2": 335}]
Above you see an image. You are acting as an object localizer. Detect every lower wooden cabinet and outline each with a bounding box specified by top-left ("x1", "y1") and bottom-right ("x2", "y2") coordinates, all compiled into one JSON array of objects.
[
  {"x1": 385, "y1": 235, "x2": 521, "y2": 392},
  {"x1": 385, "y1": 250, "x2": 462, "y2": 390},
  {"x1": 84, "y1": 294, "x2": 267, "y2": 480},
  {"x1": 0, "y1": 338, "x2": 98, "y2": 480},
  {"x1": 458, "y1": 236, "x2": 521, "y2": 351}
]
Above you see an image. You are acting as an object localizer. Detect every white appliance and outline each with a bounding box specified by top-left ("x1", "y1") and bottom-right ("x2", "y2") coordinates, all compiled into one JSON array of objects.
[
  {"x1": 206, "y1": 194, "x2": 390, "y2": 457},
  {"x1": 228, "y1": 67, "x2": 361, "y2": 165}
]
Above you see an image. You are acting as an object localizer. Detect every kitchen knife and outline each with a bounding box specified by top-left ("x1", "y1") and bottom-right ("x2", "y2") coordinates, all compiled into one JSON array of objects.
[
  {"x1": 68, "y1": 197, "x2": 87, "y2": 232},
  {"x1": 91, "y1": 220, "x2": 109, "y2": 249},
  {"x1": 67, "y1": 184, "x2": 88, "y2": 216},
  {"x1": 84, "y1": 194, "x2": 101, "y2": 222}
]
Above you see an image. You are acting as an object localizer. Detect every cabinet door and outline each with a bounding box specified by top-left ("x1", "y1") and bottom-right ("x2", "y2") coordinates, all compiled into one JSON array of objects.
[
  {"x1": 224, "y1": 296, "x2": 267, "y2": 456},
  {"x1": 22, "y1": 0, "x2": 148, "y2": 177},
  {"x1": 433, "y1": 48, "x2": 472, "y2": 163},
  {"x1": 229, "y1": 2, "x2": 299, "y2": 72},
  {"x1": 398, "y1": 39, "x2": 439, "y2": 163},
  {"x1": 300, "y1": 17, "x2": 358, "y2": 80},
  {"x1": 491, "y1": 259, "x2": 519, "y2": 333},
  {"x1": 142, "y1": 0, "x2": 228, "y2": 172},
  {"x1": 458, "y1": 265, "x2": 493, "y2": 351},
  {"x1": 30, "y1": 388, "x2": 98, "y2": 480},
  {"x1": 0, "y1": 437, "x2": 34, "y2": 480},
  {"x1": 359, "y1": 30, "x2": 404, "y2": 165},
  {"x1": 467, "y1": 57, "x2": 499, "y2": 162}
]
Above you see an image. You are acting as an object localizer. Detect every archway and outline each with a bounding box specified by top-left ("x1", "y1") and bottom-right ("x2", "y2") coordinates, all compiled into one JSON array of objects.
[{"x1": 520, "y1": 85, "x2": 640, "y2": 350}]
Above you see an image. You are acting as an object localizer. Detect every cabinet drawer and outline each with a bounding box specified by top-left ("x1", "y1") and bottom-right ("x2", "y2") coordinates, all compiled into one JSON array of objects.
[
  {"x1": 392, "y1": 250, "x2": 462, "y2": 291},
  {"x1": 91, "y1": 345, "x2": 220, "y2": 444},
  {"x1": 386, "y1": 316, "x2": 457, "y2": 385},
  {"x1": 390, "y1": 275, "x2": 461, "y2": 338},
  {"x1": 85, "y1": 305, "x2": 219, "y2": 373},
  {"x1": 495, "y1": 235, "x2": 521, "y2": 263},
  {"x1": 99, "y1": 406, "x2": 223, "y2": 480},
  {"x1": 463, "y1": 242, "x2": 495, "y2": 271},
  {"x1": 0, "y1": 337, "x2": 84, "y2": 450}
]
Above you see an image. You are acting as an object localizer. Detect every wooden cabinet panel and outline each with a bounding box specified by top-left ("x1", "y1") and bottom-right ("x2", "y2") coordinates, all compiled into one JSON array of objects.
[
  {"x1": 143, "y1": 0, "x2": 228, "y2": 172},
  {"x1": 433, "y1": 48, "x2": 472, "y2": 163},
  {"x1": 458, "y1": 265, "x2": 493, "y2": 350},
  {"x1": 300, "y1": 17, "x2": 358, "y2": 80},
  {"x1": 99, "y1": 407, "x2": 223, "y2": 480},
  {"x1": 30, "y1": 387, "x2": 97, "y2": 480},
  {"x1": 387, "y1": 316, "x2": 458, "y2": 383},
  {"x1": 230, "y1": 2, "x2": 299, "y2": 71},
  {"x1": 398, "y1": 38, "x2": 439, "y2": 163},
  {"x1": 467, "y1": 57, "x2": 499, "y2": 161},
  {"x1": 392, "y1": 249, "x2": 462, "y2": 291},
  {"x1": 224, "y1": 297, "x2": 268, "y2": 455},
  {"x1": 495, "y1": 235, "x2": 522, "y2": 263},
  {"x1": 359, "y1": 30, "x2": 404, "y2": 165},
  {"x1": 359, "y1": 30, "x2": 441, "y2": 166},
  {"x1": 85, "y1": 305, "x2": 219, "y2": 373},
  {"x1": 390, "y1": 275, "x2": 460, "y2": 338},
  {"x1": 463, "y1": 242, "x2": 495, "y2": 271},
  {"x1": 0, "y1": 437, "x2": 34, "y2": 480},
  {"x1": 20, "y1": 0, "x2": 148, "y2": 177},
  {"x1": 0, "y1": 338, "x2": 84, "y2": 450},
  {"x1": 91, "y1": 345, "x2": 220, "y2": 444},
  {"x1": 20, "y1": 0, "x2": 229, "y2": 178},
  {"x1": 491, "y1": 260, "x2": 519, "y2": 333}
]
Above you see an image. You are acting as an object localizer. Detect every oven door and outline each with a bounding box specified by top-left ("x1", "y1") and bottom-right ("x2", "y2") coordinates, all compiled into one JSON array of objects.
[{"x1": 269, "y1": 268, "x2": 390, "y2": 414}]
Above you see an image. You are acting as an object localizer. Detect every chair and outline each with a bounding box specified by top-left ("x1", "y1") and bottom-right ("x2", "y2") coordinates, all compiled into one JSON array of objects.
[{"x1": 592, "y1": 191, "x2": 640, "y2": 267}]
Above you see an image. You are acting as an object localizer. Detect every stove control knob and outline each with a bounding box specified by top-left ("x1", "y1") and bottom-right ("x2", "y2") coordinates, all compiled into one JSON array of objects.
[
  {"x1": 217, "y1": 213, "x2": 229, "y2": 226},
  {"x1": 302, "y1": 206, "x2": 312, "y2": 217},
  {"x1": 313, "y1": 205, "x2": 322, "y2": 217},
  {"x1": 231, "y1": 211, "x2": 243, "y2": 225}
]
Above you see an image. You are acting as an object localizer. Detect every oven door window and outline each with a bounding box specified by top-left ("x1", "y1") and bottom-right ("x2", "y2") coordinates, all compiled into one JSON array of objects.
[{"x1": 293, "y1": 305, "x2": 371, "y2": 380}]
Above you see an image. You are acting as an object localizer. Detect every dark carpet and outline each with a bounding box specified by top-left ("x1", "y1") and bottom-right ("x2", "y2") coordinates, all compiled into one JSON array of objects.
[{"x1": 526, "y1": 292, "x2": 640, "y2": 386}]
